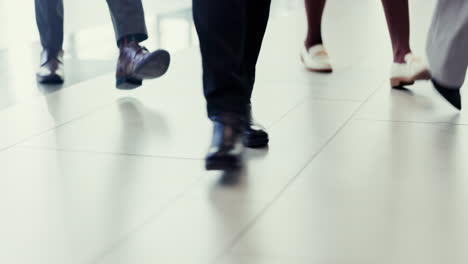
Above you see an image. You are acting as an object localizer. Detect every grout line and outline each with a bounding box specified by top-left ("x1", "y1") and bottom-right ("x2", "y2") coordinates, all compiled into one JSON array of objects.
[
  {"x1": 16, "y1": 145, "x2": 204, "y2": 161},
  {"x1": 81, "y1": 88, "x2": 311, "y2": 264},
  {"x1": 304, "y1": 97, "x2": 364, "y2": 103},
  {"x1": 84, "y1": 87, "x2": 369, "y2": 264},
  {"x1": 353, "y1": 117, "x2": 468, "y2": 126},
  {"x1": 89, "y1": 171, "x2": 209, "y2": 264},
  {"x1": 212, "y1": 77, "x2": 387, "y2": 264},
  {"x1": 264, "y1": 95, "x2": 364, "y2": 131},
  {"x1": 0, "y1": 73, "x2": 115, "y2": 111},
  {"x1": 0, "y1": 102, "x2": 116, "y2": 153},
  {"x1": 264, "y1": 97, "x2": 310, "y2": 129}
]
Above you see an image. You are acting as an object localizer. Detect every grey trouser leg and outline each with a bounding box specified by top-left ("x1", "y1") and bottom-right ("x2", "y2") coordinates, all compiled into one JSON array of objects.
[
  {"x1": 427, "y1": 0, "x2": 468, "y2": 88},
  {"x1": 105, "y1": 0, "x2": 149, "y2": 45},
  {"x1": 35, "y1": 0, "x2": 64, "y2": 51},
  {"x1": 35, "y1": 0, "x2": 148, "y2": 50}
]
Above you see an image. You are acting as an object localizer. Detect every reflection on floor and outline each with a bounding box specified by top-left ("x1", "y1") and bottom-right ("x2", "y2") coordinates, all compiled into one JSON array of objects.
[{"x1": 1, "y1": 0, "x2": 468, "y2": 264}]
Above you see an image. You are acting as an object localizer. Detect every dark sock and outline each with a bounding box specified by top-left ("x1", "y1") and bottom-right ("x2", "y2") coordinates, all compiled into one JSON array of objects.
[{"x1": 117, "y1": 34, "x2": 145, "y2": 48}]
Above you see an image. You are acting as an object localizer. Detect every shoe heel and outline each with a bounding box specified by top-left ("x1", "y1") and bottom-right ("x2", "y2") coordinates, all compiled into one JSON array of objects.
[
  {"x1": 116, "y1": 77, "x2": 143, "y2": 90},
  {"x1": 243, "y1": 137, "x2": 269, "y2": 148},
  {"x1": 205, "y1": 160, "x2": 241, "y2": 171},
  {"x1": 391, "y1": 78, "x2": 414, "y2": 88},
  {"x1": 37, "y1": 74, "x2": 64, "y2": 84},
  {"x1": 390, "y1": 77, "x2": 401, "y2": 88}
]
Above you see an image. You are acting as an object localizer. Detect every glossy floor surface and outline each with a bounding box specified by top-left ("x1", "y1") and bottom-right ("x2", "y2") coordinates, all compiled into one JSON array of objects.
[{"x1": 1, "y1": 0, "x2": 468, "y2": 263}]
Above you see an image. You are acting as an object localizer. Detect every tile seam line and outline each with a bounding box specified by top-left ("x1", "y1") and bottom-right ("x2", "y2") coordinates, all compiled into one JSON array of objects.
[
  {"x1": 265, "y1": 96, "x2": 310, "y2": 130},
  {"x1": 0, "y1": 101, "x2": 116, "y2": 153},
  {"x1": 212, "y1": 77, "x2": 387, "y2": 264},
  {"x1": 80, "y1": 96, "x2": 357, "y2": 264},
  {"x1": 88, "y1": 170, "x2": 208, "y2": 264},
  {"x1": 15, "y1": 145, "x2": 204, "y2": 161},
  {"x1": 80, "y1": 93, "x2": 346, "y2": 264},
  {"x1": 354, "y1": 117, "x2": 468, "y2": 126},
  {"x1": 265, "y1": 95, "x2": 365, "y2": 131},
  {"x1": 0, "y1": 73, "x2": 115, "y2": 111}
]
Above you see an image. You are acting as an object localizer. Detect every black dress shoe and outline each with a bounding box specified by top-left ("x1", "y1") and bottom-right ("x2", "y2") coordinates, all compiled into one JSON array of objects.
[
  {"x1": 205, "y1": 113, "x2": 245, "y2": 171},
  {"x1": 37, "y1": 50, "x2": 64, "y2": 84},
  {"x1": 116, "y1": 41, "x2": 170, "y2": 89},
  {"x1": 432, "y1": 79, "x2": 462, "y2": 110},
  {"x1": 244, "y1": 105, "x2": 269, "y2": 148}
]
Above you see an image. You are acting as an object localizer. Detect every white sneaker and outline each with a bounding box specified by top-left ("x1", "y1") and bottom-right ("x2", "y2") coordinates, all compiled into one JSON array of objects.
[
  {"x1": 390, "y1": 53, "x2": 430, "y2": 88},
  {"x1": 300, "y1": 44, "x2": 332, "y2": 73}
]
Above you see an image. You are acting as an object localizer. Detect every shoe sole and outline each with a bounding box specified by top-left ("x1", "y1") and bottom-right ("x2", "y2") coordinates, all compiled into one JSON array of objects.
[
  {"x1": 391, "y1": 69, "x2": 431, "y2": 88},
  {"x1": 37, "y1": 74, "x2": 64, "y2": 84},
  {"x1": 244, "y1": 137, "x2": 269, "y2": 148},
  {"x1": 300, "y1": 54, "x2": 333, "y2": 73},
  {"x1": 116, "y1": 50, "x2": 171, "y2": 90},
  {"x1": 135, "y1": 49, "x2": 171, "y2": 79},
  {"x1": 116, "y1": 77, "x2": 143, "y2": 90},
  {"x1": 306, "y1": 67, "x2": 333, "y2": 74},
  {"x1": 205, "y1": 159, "x2": 241, "y2": 171}
]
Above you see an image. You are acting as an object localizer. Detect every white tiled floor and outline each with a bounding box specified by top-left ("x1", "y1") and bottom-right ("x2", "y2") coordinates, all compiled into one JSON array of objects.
[{"x1": 2, "y1": 0, "x2": 468, "y2": 263}]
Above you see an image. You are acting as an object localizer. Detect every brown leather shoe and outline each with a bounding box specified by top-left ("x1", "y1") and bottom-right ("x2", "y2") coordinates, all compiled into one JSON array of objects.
[
  {"x1": 116, "y1": 41, "x2": 170, "y2": 89},
  {"x1": 37, "y1": 50, "x2": 65, "y2": 84}
]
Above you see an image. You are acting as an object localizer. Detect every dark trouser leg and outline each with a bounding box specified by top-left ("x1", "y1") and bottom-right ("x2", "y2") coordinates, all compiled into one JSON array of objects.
[
  {"x1": 241, "y1": 0, "x2": 271, "y2": 148},
  {"x1": 35, "y1": 0, "x2": 64, "y2": 51},
  {"x1": 243, "y1": 0, "x2": 272, "y2": 99},
  {"x1": 381, "y1": 0, "x2": 412, "y2": 63},
  {"x1": 106, "y1": 0, "x2": 148, "y2": 45},
  {"x1": 193, "y1": 0, "x2": 249, "y2": 118},
  {"x1": 304, "y1": 0, "x2": 326, "y2": 48},
  {"x1": 195, "y1": 0, "x2": 272, "y2": 168}
]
